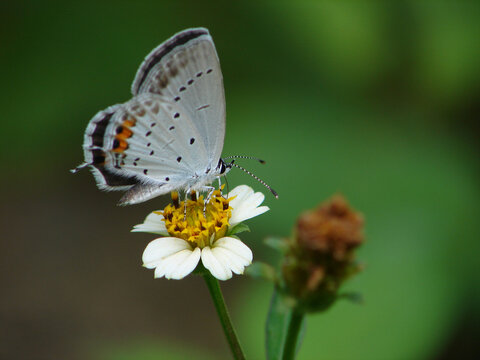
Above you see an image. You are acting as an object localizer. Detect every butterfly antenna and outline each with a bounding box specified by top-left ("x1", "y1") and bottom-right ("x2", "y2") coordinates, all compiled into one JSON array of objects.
[
  {"x1": 223, "y1": 155, "x2": 266, "y2": 164},
  {"x1": 231, "y1": 163, "x2": 278, "y2": 198}
]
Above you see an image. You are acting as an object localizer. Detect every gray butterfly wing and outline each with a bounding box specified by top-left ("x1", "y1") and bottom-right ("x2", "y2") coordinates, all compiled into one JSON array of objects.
[
  {"x1": 80, "y1": 28, "x2": 225, "y2": 205},
  {"x1": 82, "y1": 93, "x2": 210, "y2": 204},
  {"x1": 131, "y1": 28, "x2": 226, "y2": 169}
]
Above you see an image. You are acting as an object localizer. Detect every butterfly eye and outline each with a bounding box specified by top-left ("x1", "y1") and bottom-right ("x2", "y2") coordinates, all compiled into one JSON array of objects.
[{"x1": 217, "y1": 159, "x2": 227, "y2": 174}]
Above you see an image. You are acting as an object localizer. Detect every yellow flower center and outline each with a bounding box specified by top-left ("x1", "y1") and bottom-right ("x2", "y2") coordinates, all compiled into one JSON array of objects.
[{"x1": 158, "y1": 189, "x2": 233, "y2": 248}]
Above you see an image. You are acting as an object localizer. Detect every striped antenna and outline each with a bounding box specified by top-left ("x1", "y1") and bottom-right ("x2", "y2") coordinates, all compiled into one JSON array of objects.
[
  {"x1": 223, "y1": 155, "x2": 266, "y2": 164},
  {"x1": 231, "y1": 163, "x2": 278, "y2": 198}
]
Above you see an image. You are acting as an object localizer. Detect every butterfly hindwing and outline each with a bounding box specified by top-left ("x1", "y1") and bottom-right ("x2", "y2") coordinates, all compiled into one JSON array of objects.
[
  {"x1": 83, "y1": 93, "x2": 211, "y2": 199},
  {"x1": 83, "y1": 105, "x2": 138, "y2": 191}
]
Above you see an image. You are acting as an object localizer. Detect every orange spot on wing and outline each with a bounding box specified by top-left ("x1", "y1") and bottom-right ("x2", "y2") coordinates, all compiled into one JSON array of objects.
[
  {"x1": 113, "y1": 139, "x2": 129, "y2": 153},
  {"x1": 116, "y1": 127, "x2": 133, "y2": 140},
  {"x1": 123, "y1": 117, "x2": 137, "y2": 128}
]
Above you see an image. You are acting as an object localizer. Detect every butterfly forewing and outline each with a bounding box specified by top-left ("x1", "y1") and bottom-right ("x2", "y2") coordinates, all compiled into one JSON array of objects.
[{"x1": 131, "y1": 28, "x2": 226, "y2": 168}]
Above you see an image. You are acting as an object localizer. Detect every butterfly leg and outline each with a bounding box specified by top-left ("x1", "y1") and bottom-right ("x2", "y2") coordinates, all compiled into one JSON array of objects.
[
  {"x1": 219, "y1": 175, "x2": 230, "y2": 198},
  {"x1": 217, "y1": 177, "x2": 225, "y2": 198},
  {"x1": 202, "y1": 186, "x2": 216, "y2": 216},
  {"x1": 183, "y1": 188, "x2": 191, "y2": 220}
]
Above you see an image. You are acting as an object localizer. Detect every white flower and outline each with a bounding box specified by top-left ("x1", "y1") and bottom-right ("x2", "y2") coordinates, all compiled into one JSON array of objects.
[
  {"x1": 133, "y1": 185, "x2": 269, "y2": 281},
  {"x1": 131, "y1": 212, "x2": 169, "y2": 235}
]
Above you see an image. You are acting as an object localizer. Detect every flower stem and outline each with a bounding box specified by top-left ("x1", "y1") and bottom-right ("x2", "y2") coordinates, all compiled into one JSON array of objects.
[
  {"x1": 203, "y1": 273, "x2": 246, "y2": 360},
  {"x1": 282, "y1": 307, "x2": 304, "y2": 360}
]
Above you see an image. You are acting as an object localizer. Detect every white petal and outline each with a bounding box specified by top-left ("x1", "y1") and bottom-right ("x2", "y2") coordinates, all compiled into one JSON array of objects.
[
  {"x1": 132, "y1": 212, "x2": 169, "y2": 235},
  {"x1": 233, "y1": 206, "x2": 269, "y2": 226},
  {"x1": 153, "y1": 249, "x2": 191, "y2": 278},
  {"x1": 154, "y1": 247, "x2": 201, "y2": 280},
  {"x1": 142, "y1": 237, "x2": 192, "y2": 269},
  {"x1": 170, "y1": 247, "x2": 201, "y2": 279},
  {"x1": 214, "y1": 237, "x2": 253, "y2": 264},
  {"x1": 228, "y1": 185, "x2": 269, "y2": 226},
  {"x1": 210, "y1": 247, "x2": 245, "y2": 275},
  {"x1": 228, "y1": 185, "x2": 252, "y2": 204},
  {"x1": 233, "y1": 192, "x2": 265, "y2": 215},
  {"x1": 201, "y1": 246, "x2": 232, "y2": 281},
  {"x1": 201, "y1": 237, "x2": 253, "y2": 279}
]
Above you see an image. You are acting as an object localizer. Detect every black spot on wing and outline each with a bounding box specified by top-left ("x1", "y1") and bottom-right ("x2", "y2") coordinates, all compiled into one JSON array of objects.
[{"x1": 196, "y1": 104, "x2": 210, "y2": 111}]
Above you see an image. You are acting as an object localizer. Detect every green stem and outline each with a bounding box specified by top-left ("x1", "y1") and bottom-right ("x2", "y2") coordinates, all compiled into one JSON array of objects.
[
  {"x1": 282, "y1": 307, "x2": 304, "y2": 360},
  {"x1": 203, "y1": 273, "x2": 246, "y2": 360}
]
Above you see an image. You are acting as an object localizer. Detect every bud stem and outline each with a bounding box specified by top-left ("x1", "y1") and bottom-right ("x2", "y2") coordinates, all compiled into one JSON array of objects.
[{"x1": 282, "y1": 307, "x2": 304, "y2": 360}]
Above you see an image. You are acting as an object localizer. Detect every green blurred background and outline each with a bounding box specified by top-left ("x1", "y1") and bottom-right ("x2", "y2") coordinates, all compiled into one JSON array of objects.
[{"x1": 1, "y1": 1, "x2": 479, "y2": 359}]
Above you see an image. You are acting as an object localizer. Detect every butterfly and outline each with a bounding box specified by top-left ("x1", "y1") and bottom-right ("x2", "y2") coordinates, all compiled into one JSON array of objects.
[{"x1": 73, "y1": 28, "x2": 277, "y2": 205}]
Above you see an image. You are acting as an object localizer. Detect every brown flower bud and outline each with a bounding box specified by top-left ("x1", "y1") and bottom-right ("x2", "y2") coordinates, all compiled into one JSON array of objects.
[{"x1": 282, "y1": 195, "x2": 364, "y2": 312}]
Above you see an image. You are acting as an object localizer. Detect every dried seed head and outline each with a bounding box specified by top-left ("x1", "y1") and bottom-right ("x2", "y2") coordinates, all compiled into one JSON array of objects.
[
  {"x1": 282, "y1": 195, "x2": 364, "y2": 312},
  {"x1": 296, "y1": 195, "x2": 364, "y2": 261}
]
